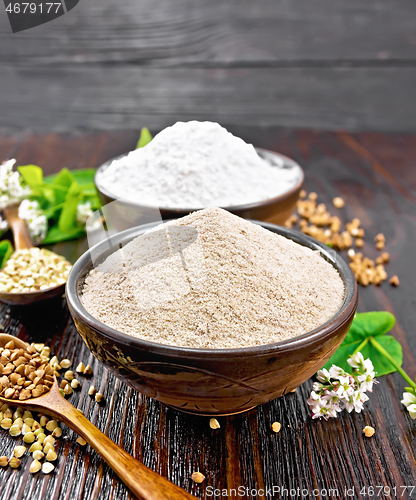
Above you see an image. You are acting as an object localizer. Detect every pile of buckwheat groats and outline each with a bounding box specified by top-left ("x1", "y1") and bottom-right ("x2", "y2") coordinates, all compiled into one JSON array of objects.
[
  {"x1": 284, "y1": 191, "x2": 399, "y2": 287},
  {"x1": 0, "y1": 248, "x2": 72, "y2": 294},
  {"x1": 0, "y1": 339, "x2": 104, "y2": 474}
]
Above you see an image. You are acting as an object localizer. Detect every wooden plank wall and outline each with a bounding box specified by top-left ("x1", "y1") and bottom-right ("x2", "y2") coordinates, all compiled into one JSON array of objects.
[{"x1": 1, "y1": 0, "x2": 416, "y2": 133}]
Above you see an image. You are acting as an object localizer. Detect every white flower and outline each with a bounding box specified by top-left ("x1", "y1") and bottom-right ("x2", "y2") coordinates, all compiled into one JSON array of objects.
[
  {"x1": 307, "y1": 391, "x2": 322, "y2": 407},
  {"x1": 326, "y1": 400, "x2": 342, "y2": 418},
  {"x1": 358, "y1": 370, "x2": 376, "y2": 392},
  {"x1": 312, "y1": 381, "x2": 324, "y2": 392},
  {"x1": 344, "y1": 396, "x2": 355, "y2": 413},
  {"x1": 347, "y1": 352, "x2": 365, "y2": 369},
  {"x1": 76, "y1": 201, "x2": 94, "y2": 226},
  {"x1": 0, "y1": 159, "x2": 31, "y2": 209},
  {"x1": 363, "y1": 358, "x2": 374, "y2": 373},
  {"x1": 19, "y1": 199, "x2": 40, "y2": 219},
  {"x1": 310, "y1": 397, "x2": 341, "y2": 420},
  {"x1": 308, "y1": 390, "x2": 342, "y2": 420},
  {"x1": 407, "y1": 404, "x2": 416, "y2": 420},
  {"x1": 329, "y1": 365, "x2": 347, "y2": 380},
  {"x1": 345, "y1": 391, "x2": 369, "y2": 413},
  {"x1": 310, "y1": 399, "x2": 329, "y2": 419},
  {"x1": 311, "y1": 409, "x2": 325, "y2": 420},
  {"x1": 322, "y1": 390, "x2": 342, "y2": 408},
  {"x1": 309, "y1": 354, "x2": 375, "y2": 421},
  {"x1": 18, "y1": 199, "x2": 47, "y2": 244},
  {"x1": 316, "y1": 368, "x2": 331, "y2": 383},
  {"x1": 401, "y1": 391, "x2": 416, "y2": 408},
  {"x1": 335, "y1": 376, "x2": 355, "y2": 399}
]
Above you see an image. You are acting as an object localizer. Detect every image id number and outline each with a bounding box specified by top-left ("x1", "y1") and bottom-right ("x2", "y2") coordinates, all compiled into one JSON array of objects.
[
  {"x1": 5, "y1": 3, "x2": 62, "y2": 14},
  {"x1": 360, "y1": 485, "x2": 415, "y2": 497}
]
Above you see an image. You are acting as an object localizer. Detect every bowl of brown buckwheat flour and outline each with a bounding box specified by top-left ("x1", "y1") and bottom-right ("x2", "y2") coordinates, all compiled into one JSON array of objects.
[{"x1": 66, "y1": 208, "x2": 358, "y2": 415}]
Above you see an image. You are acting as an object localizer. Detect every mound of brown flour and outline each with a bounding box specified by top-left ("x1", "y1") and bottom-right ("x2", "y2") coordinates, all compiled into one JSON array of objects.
[{"x1": 81, "y1": 208, "x2": 344, "y2": 349}]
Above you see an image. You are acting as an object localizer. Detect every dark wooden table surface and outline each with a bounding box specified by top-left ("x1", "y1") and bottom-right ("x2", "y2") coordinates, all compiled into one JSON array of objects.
[{"x1": 0, "y1": 127, "x2": 415, "y2": 500}]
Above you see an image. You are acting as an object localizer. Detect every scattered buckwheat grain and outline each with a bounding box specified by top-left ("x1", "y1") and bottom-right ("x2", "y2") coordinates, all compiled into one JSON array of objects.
[
  {"x1": 191, "y1": 471, "x2": 205, "y2": 484},
  {"x1": 30, "y1": 459, "x2": 41, "y2": 473},
  {"x1": 95, "y1": 393, "x2": 104, "y2": 403},
  {"x1": 76, "y1": 362, "x2": 85, "y2": 373},
  {"x1": 41, "y1": 462, "x2": 54, "y2": 474},
  {"x1": 286, "y1": 191, "x2": 399, "y2": 288},
  {"x1": 13, "y1": 445, "x2": 26, "y2": 458},
  {"x1": 389, "y1": 275, "x2": 400, "y2": 287},
  {"x1": 9, "y1": 457, "x2": 20, "y2": 468},
  {"x1": 271, "y1": 422, "x2": 282, "y2": 433},
  {"x1": 60, "y1": 359, "x2": 71, "y2": 369},
  {"x1": 209, "y1": 418, "x2": 220, "y2": 430},
  {"x1": 333, "y1": 197, "x2": 345, "y2": 208},
  {"x1": 363, "y1": 426, "x2": 375, "y2": 437},
  {"x1": 83, "y1": 365, "x2": 93, "y2": 376}
]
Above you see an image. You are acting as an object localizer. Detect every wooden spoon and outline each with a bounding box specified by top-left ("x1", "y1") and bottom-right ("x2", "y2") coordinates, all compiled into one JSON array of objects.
[
  {"x1": 0, "y1": 334, "x2": 196, "y2": 500},
  {"x1": 0, "y1": 204, "x2": 66, "y2": 305}
]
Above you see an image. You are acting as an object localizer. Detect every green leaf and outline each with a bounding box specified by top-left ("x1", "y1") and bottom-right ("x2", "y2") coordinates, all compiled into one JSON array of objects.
[
  {"x1": 71, "y1": 170, "x2": 97, "y2": 186},
  {"x1": 323, "y1": 311, "x2": 402, "y2": 376},
  {"x1": 18, "y1": 165, "x2": 56, "y2": 207},
  {"x1": 42, "y1": 226, "x2": 85, "y2": 245},
  {"x1": 38, "y1": 188, "x2": 55, "y2": 208},
  {"x1": 323, "y1": 330, "x2": 363, "y2": 372},
  {"x1": 42, "y1": 169, "x2": 102, "y2": 223},
  {"x1": 17, "y1": 165, "x2": 43, "y2": 188},
  {"x1": 45, "y1": 169, "x2": 96, "y2": 186},
  {"x1": 136, "y1": 127, "x2": 153, "y2": 149},
  {"x1": 11, "y1": 163, "x2": 103, "y2": 244},
  {"x1": 43, "y1": 203, "x2": 65, "y2": 219},
  {"x1": 51, "y1": 168, "x2": 75, "y2": 206},
  {"x1": 348, "y1": 311, "x2": 395, "y2": 339},
  {"x1": 0, "y1": 240, "x2": 14, "y2": 268},
  {"x1": 58, "y1": 182, "x2": 81, "y2": 233},
  {"x1": 368, "y1": 336, "x2": 403, "y2": 376}
]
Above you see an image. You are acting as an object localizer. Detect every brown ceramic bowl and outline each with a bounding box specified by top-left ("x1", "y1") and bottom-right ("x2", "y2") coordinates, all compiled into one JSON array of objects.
[
  {"x1": 67, "y1": 220, "x2": 358, "y2": 416},
  {"x1": 94, "y1": 148, "x2": 304, "y2": 232},
  {"x1": 0, "y1": 282, "x2": 66, "y2": 306}
]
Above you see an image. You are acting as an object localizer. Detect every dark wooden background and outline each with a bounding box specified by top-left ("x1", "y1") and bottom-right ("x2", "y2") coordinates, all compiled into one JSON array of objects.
[
  {"x1": 0, "y1": 127, "x2": 415, "y2": 499},
  {"x1": 1, "y1": 0, "x2": 416, "y2": 133},
  {"x1": 1, "y1": 2, "x2": 416, "y2": 498}
]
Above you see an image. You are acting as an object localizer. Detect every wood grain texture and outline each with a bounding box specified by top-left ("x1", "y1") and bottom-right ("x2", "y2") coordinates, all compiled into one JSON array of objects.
[
  {"x1": 1, "y1": 0, "x2": 416, "y2": 133},
  {"x1": 2, "y1": 65, "x2": 416, "y2": 134},
  {"x1": 1, "y1": 0, "x2": 416, "y2": 65},
  {"x1": 0, "y1": 129, "x2": 415, "y2": 500}
]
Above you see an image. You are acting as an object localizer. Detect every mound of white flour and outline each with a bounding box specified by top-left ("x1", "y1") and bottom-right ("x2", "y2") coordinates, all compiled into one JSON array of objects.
[{"x1": 98, "y1": 121, "x2": 298, "y2": 208}]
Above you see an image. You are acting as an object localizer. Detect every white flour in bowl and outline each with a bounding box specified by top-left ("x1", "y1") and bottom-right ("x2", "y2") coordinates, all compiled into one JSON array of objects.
[
  {"x1": 97, "y1": 121, "x2": 299, "y2": 208},
  {"x1": 81, "y1": 208, "x2": 345, "y2": 349}
]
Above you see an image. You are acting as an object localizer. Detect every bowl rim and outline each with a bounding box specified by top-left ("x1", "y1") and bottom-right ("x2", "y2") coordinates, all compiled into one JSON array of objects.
[
  {"x1": 94, "y1": 147, "x2": 305, "y2": 213},
  {"x1": 66, "y1": 219, "x2": 358, "y2": 358}
]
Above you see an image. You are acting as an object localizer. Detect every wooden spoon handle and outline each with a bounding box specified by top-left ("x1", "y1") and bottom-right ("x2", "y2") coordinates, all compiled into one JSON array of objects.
[
  {"x1": 48, "y1": 398, "x2": 196, "y2": 500},
  {"x1": 3, "y1": 203, "x2": 32, "y2": 250}
]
